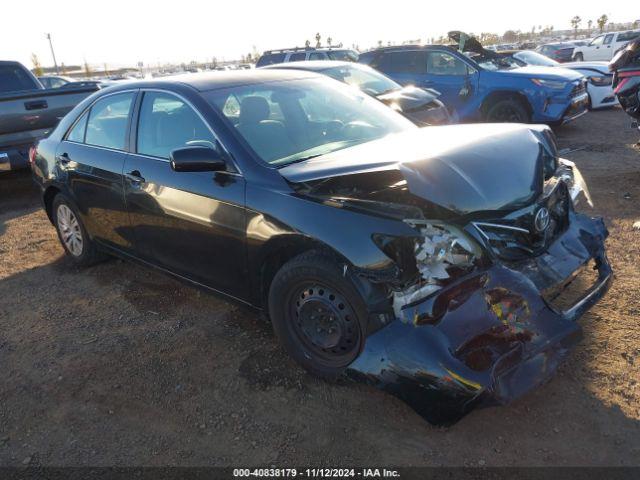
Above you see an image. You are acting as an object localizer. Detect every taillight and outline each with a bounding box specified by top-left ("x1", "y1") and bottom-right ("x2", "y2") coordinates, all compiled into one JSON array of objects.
[{"x1": 28, "y1": 146, "x2": 37, "y2": 168}]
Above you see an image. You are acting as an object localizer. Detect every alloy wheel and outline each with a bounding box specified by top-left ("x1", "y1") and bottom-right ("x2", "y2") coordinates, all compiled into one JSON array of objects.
[{"x1": 56, "y1": 204, "x2": 83, "y2": 257}]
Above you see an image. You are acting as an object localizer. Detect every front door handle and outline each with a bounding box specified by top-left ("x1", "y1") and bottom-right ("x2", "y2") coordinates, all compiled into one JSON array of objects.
[
  {"x1": 25, "y1": 100, "x2": 48, "y2": 111},
  {"x1": 125, "y1": 170, "x2": 145, "y2": 185}
]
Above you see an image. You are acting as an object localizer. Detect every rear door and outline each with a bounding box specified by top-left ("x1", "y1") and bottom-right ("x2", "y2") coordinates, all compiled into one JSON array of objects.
[
  {"x1": 56, "y1": 90, "x2": 137, "y2": 250},
  {"x1": 123, "y1": 90, "x2": 247, "y2": 297},
  {"x1": 371, "y1": 49, "x2": 428, "y2": 87}
]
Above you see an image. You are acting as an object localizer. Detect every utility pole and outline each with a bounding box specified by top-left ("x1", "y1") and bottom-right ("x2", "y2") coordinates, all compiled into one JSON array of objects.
[{"x1": 46, "y1": 33, "x2": 59, "y2": 75}]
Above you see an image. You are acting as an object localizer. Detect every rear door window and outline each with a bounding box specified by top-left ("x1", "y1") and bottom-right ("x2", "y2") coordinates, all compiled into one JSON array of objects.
[
  {"x1": 0, "y1": 64, "x2": 39, "y2": 93},
  {"x1": 375, "y1": 51, "x2": 427, "y2": 74},
  {"x1": 308, "y1": 52, "x2": 327, "y2": 60},
  {"x1": 289, "y1": 52, "x2": 306, "y2": 62},
  {"x1": 327, "y1": 50, "x2": 358, "y2": 61},
  {"x1": 617, "y1": 31, "x2": 640, "y2": 42},
  {"x1": 85, "y1": 92, "x2": 134, "y2": 150}
]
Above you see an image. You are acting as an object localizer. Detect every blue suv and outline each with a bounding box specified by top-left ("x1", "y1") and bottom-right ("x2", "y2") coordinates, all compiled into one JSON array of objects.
[{"x1": 358, "y1": 33, "x2": 588, "y2": 124}]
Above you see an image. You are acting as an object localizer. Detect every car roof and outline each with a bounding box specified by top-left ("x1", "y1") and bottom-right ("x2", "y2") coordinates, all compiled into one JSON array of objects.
[
  {"x1": 101, "y1": 69, "x2": 322, "y2": 93},
  {"x1": 261, "y1": 60, "x2": 355, "y2": 72}
]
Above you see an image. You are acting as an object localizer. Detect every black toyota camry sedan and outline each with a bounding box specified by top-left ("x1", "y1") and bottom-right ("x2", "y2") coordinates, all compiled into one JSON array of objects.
[{"x1": 31, "y1": 70, "x2": 611, "y2": 424}]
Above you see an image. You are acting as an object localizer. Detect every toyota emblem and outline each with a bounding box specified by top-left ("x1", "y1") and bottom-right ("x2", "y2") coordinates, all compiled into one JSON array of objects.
[{"x1": 534, "y1": 207, "x2": 550, "y2": 233}]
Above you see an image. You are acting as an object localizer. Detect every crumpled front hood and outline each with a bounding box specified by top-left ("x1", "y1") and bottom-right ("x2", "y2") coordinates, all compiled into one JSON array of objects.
[
  {"x1": 376, "y1": 85, "x2": 440, "y2": 111},
  {"x1": 280, "y1": 124, "x2": 547, "y2": 215},
  {"x1": 504, "y1": 65, "x2": 584, "y2": 82}
]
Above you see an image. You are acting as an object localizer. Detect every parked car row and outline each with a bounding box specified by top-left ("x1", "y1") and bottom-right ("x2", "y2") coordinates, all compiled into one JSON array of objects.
[
  {"x1": 357, "y1": 32, "x2": 589, "y2": 124},
  {"x1": 259, "y1": 32, "x2": 622, "y2": 125}
]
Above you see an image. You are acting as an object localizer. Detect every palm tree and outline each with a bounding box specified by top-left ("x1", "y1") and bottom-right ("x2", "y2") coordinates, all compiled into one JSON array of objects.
[
  {"x1": 587, "y1": 20, "x2": 593, "y2": 33},
  {"x1": 571, "y1": 16, "x2": 582, "y2": 39},
  {"x1": 597, "y1": 15, "x2": 608, "y2": 33},
  {"x1": 315, "y1": 33, "x2": 321, "y2": 48},
  {"x1": 327, "y1": 37, "x2": 332, "y2": 47}
]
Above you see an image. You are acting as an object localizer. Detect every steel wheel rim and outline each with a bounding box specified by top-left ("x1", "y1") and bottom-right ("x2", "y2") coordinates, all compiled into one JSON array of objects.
[
  {"x1": 289, "y1": 283, "x2": 361, "y2": 367},
  {"x1": 57, "y1": 204, "x2": 83, "y2": 257}
]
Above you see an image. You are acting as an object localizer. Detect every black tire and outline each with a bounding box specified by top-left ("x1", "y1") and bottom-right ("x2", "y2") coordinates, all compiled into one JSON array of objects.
[
  {"x1": 573, "y1": 52, "x2": 584, "y2": 62},
  {"x1": 485, "y1": 98, "x2": 531, "y2": 123},
  {"x1": 268, "y1": 251, "x2": 367, "y2": 379},
  {"x1": 51, "y1": 194, "x2": 102, "y2": 266}
]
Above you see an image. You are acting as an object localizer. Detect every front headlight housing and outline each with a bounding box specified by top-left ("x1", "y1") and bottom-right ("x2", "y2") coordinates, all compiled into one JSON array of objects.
[
  {"x1": 404, "y1": 220, "x2": 482, "y2": 284},
  {"x1": 588, "y1": 75, "x2": 613, "y2": 86},
  {"x1": 531, "y1": 78, "x2": 567, "y2": 89},
  {"x1": 382, "y1": 220, "x2": 482, "y2": 318}
]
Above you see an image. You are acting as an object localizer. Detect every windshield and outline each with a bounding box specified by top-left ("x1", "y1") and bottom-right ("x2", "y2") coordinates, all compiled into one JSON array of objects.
[
  {"x1": 514, "y1": 51, "x2": 559, "y2": 67},
  {"x1": 322, "y1": 64, "x2": 400, "y2": 96},
  {"x1": 207, "y1": 78, "x2": 415, "y2": 167}
]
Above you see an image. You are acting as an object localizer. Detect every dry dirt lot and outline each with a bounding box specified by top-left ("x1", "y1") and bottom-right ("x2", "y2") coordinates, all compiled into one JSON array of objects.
[{"x1": 1, "y1": 109, "x2": 639, "y2": 468}]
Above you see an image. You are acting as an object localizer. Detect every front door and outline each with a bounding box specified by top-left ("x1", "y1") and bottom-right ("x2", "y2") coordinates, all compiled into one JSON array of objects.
[
  {"x1": 586, "y1": 35, "x2": 605, "y2": 60},
  {"x1": 56, "y1": 91, "x2": 137, "y2": 251},
  {"x1": 423, "y1": 50, "x2": 478, "y2": 118},
  {"x1": 123, "y1": 90, "x2": 248, "y2": 298}
]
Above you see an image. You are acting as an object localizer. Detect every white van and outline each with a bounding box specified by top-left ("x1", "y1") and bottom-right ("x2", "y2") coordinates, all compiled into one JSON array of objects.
[{"x1": 573, "y1": 30, "x2": 640, "y2": 61}]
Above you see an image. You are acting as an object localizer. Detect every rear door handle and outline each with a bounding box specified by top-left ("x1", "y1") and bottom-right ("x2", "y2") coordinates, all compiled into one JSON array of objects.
[
  {"x1": 56, "y1": 153, "x2": 70, "y2": 165},
  {"x1": 25, "y1": 100, "x2": 48, "y2": 111},
  {"x1": 125, "y1": 170, "x2": 145, "y2": 185}
]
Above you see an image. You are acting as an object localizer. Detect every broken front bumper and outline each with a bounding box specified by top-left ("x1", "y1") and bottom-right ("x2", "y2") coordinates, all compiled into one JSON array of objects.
[{"x1": 347, "y1": 213, "x2": 611, "y2": 425}]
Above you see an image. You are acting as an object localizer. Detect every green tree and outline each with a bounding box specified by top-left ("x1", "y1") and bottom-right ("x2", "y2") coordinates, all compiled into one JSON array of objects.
[
  {"x1": 597, "y1": 14, "x2": 608, "y2": 33},
  {"x1": 571, "y1": 16, "x2": 582, "y2": 38},
  {"x1": 587, "y1": 19, "x2": 593, "y2": 32},
  {"x1": 31, "y1": 53, "x2": 43, "y2": 76}
]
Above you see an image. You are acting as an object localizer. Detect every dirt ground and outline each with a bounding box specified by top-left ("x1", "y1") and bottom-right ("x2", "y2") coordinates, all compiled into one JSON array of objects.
[{"x1": 1, "y1": 109, "x2": 639, "y2": 468}]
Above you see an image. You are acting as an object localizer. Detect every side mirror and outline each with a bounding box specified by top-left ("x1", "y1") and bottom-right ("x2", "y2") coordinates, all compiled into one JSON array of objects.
[{"x1": 170, "y1": 146, "x2": 227, "y2": 172}]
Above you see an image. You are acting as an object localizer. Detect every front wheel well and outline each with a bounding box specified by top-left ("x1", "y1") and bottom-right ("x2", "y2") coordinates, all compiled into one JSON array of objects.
[
  {"x1": 259, "y1": 238, "x2": 347, "y2": 314},
  {"x1": 481, "y1": 91, "x2": 533, "y2": 119},
  {"x1": 43, "y1": 186, "x2": 62, "y2": 223}
]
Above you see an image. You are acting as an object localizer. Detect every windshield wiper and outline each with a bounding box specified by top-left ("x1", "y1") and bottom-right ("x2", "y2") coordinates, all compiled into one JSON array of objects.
[{"x1": 275, "y1": 153, "x2": 325, "y2": 168}]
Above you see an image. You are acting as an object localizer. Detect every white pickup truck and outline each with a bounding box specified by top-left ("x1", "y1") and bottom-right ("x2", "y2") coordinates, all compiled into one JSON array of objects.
[
  {"x1": 1, "y1": 61, "x2": 98, "y2": 172},
  {"x1": 573, "y1": 30, "x2": 640, "y2": 62}
]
